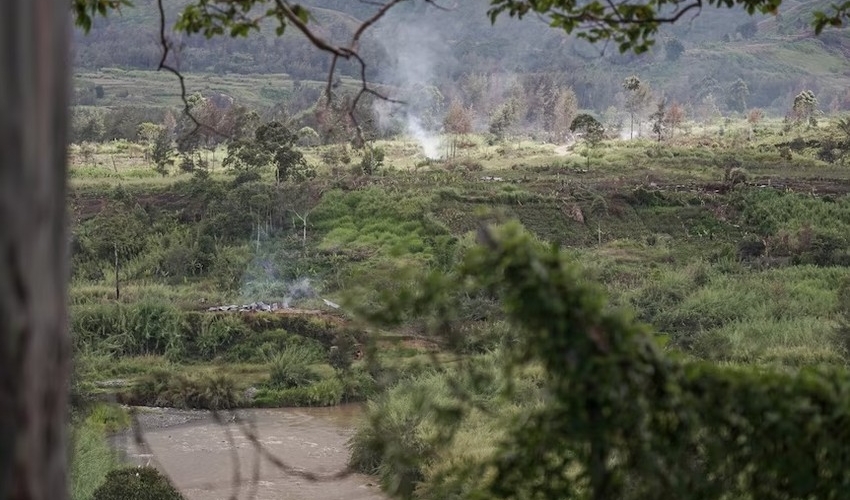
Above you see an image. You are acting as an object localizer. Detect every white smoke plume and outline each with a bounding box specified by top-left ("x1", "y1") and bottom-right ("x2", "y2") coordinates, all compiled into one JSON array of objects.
[
  {"x1": 371, "y1": 4, "x2": 451, "y2": 159},
  {"x1": 406, "y1": 116, "x2": 441, "y2": 159}
]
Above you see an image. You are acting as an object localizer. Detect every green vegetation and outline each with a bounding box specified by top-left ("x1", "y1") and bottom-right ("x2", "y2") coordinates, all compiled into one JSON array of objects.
[
  {"x1": 350, "y1": 223, "x2": 850, "y2": 499},
  {"x1": 70, "y1": 404, "x2": 127, "y2": 500},
  {"x1": 65, "y1": 80, "x2": 850, "y2": 499},
  {"x1": 50, "y1": 1, "x2": 850, "y2": 499},
  {"x1": 92, "y1": 467, "x2": 184, "y2": 500}
]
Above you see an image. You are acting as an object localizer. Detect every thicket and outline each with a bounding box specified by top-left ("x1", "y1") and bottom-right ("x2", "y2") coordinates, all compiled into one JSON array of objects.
[
  {"x1": 71, "y1": 303, "x2": 360, "y2": 360},
  {"x1": 351, "y1": 223, "x2": 850, "y2": 499}
]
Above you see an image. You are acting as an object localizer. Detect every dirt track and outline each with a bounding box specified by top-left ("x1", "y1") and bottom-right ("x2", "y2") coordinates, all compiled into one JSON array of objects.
[{"x1": 119, "y1": 406, "x2": 385, "y2": 500}]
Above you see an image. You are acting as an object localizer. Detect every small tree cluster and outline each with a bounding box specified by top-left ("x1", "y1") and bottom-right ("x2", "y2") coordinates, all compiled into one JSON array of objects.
[
  {"x1": 792, "y1": 90, "x2": 818, "y2": 126},
  {"x1": 727, "y1": 78, "x2": 750, "y2": 114},
  {"x1": 223, "y1": 121, "x2": 309, "y2": 184},
  {"x1": 151, "y1": 127, "x2": 173, "y2": 177},
  {"x1": 570, "y1": 113, "x2": 604, "y2": 167},
  {"x1": 360, "y1": 146, "x2": 386, "y2": 175},
  {"x1": 623, "y1": 75, "x2": 652, "y2": 139},
  {"x1": 444, "y1": 100, "x2": 474, "y2": 158}
]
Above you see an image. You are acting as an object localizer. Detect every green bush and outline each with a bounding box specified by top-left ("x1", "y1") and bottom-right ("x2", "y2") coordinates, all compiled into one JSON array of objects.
[
  {"x1": 357, "y1": 224, "x2": 850, "y2": 499},
  {"x1": 71, "y1": 302, "x2": 182, "y2": 357},
  {"x1": 254, "y1": 378, "x2": 344, "y2": 407},
  {"x1": 192, "y1": 314, "x2": 248, "y2": 360},
  {"x1": 267, "y1": 345, "x2": 322, "y2": 389},
  {"x1": 92, "y1": 467, "x2": 184, "y2": 500},
  {"x1": 126, "y1": 371, "x2": 242, "y2": 410}
]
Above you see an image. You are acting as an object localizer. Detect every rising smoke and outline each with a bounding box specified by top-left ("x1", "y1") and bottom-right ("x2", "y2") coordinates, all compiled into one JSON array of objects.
[{"x1": 371, "y1": 4, "x2": 455, "y2": 159}]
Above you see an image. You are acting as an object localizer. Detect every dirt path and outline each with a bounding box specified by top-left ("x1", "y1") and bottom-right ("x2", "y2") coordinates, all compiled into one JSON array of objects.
[{"x1": 118, "y1": 406, "x2": 385, "y2": 500}]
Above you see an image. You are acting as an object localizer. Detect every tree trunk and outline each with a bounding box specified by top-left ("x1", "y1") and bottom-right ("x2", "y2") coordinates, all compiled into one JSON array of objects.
[{"x1": 0, "y1": 1, "x2": 71, "y2": 499}]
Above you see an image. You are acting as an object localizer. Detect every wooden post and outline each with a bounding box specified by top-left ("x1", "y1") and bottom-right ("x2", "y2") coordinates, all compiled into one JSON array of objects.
[{"x1": 0, "y1": 1, "x2": 72, "y2": 498}]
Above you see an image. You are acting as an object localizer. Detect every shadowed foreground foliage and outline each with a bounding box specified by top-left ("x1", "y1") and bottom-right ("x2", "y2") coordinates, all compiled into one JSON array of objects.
[
  {"x1": 355, "y1": 223, "x2": 850, "y2": 499},
  {"x1": 92, "y1": 467, "x2": 184, "y2": 500}
]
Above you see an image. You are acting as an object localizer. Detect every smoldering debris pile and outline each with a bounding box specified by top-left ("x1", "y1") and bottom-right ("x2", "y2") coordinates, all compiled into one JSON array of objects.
[
  {"x1": 207, "y1": 301, "x2": 281, "y2": 313},
  {"x1": 206, "y1": 298, "x2": 341, "y2": 313},
  {"x1": 206, "y1": 278, "x2": 340, "y2": 313}
]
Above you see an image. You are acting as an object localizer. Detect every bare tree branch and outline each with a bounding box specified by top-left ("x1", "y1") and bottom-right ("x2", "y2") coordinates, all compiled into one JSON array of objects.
[{"x1": 156, "y1": 0, "x2": 229, "y2": 142}]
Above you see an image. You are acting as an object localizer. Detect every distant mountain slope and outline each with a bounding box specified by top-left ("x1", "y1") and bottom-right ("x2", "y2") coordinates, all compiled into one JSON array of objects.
[{"x1": 72, "y1": 0, "x2": 850, "y2": 115}]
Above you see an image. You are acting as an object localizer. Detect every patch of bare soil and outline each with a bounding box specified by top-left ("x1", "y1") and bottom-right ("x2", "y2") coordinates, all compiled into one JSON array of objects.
[
  {"x1": 118, "y1": 406, "x2": 385, "y2": 500},
  {"x1": 553, "y1": 142, "x2": 575, "y2": 156}
]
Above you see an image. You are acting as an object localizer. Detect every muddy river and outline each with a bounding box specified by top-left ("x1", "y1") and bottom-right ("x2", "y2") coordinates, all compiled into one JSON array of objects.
[{"x1": 115, "y1": 405, "x2": 386, "y2": 500}]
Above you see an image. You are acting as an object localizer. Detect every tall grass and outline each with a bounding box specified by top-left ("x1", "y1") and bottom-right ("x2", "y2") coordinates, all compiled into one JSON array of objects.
[
  {"x1": 70, "y1": 415, "x2": 119, "y2": 500},
  {"x1": 629, "y1": 263, "x2": 850, "y2": 366},
  {"x1": 71, "y1": 301, "x2": 182, "y2": 357},
  {"x1": 267, "y1": 345, "x2": 323, "y2": 389}
]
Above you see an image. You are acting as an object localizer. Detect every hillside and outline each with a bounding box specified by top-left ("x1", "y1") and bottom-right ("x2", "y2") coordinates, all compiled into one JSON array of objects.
[{"x1": 72, "y1": 0, "x2": 850, "y2": 117}]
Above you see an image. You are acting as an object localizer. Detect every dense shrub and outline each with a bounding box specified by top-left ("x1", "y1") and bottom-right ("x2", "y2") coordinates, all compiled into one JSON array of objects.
[
  {"x1": 71, "y1": 302, "x2": 182, "y2": 357},
  {"x1": 72, "y1": 305, "x2": 349, "y2": 363},
  {"x1": 92, "y1": 467, "x2": 184, "y2": 500},
  {"x1": 254, "y1": 378, "x2": 344, "y2": 407},
  {"x1": 267, "y1": 345, "x2": 322, "y2": 388},
  {"x1": 737, "y1": 234, "x2": 766, "y2": 259},
  {"x1": 125, "y1": 371, "x2": 242, "y2": 410},
  {"x1": 356, "y1": 224, "x2": 850, "y2": 499}
]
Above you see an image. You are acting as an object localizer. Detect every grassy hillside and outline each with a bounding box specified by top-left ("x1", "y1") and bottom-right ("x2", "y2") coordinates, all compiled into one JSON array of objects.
[{"x1": 74, "y1": 68, "x2": 361, "y2": 110}]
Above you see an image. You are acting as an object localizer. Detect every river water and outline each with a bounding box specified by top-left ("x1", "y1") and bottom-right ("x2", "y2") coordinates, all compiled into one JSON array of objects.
[{"x1": 116, "y1": 405, "x2": 386, "y2": 500}]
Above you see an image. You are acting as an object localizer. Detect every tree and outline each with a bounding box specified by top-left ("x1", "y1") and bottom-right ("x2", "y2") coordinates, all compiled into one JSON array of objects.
[
  {"x1": 570, "y1": 114, "x2": 605, "y2": 168},
  {"x1": 486, "y1": 0, "x2": 847, "y2": 52},
  {"x1": 444, "y1": 100, "x2": 473, "y2": 158},
  {"x1": 650, "y1": 99, "x2": 667, "y2": 141},
  {"x1": 665, "y1": 38, "x2": 685, "y2": 61},
  {"x1": 552, "y1": 87, "x2": 579, "y2": 143},
  {"x1": 727, "y1": 78, "x2": 750, "y2": 114},
  {"x1": 489, "y1": 100, "x2": 520, "y2": 142},
  {"x1": 792, "y1": 90, "x2": 818, "y2": 125},
  {"x1": 2, "y1": 2, "x2": 72, "y2": 499},
  {"x1": 747, "y1": 108, "x2": 764, "y2": 126},
  {"x1": 151, "y1": 128, "x2": 173, "y2": 177},
  {"x1": 665, "y1": 101, "x2": 686, "y2": 137},
  {"x1": 223, "y1": 121, "x2": 308, "y2": 184},
  {"x1": 360, "y1": 146, "x2": 386, "y2": 175},
  {"x1": 623, "y1": 75, "x2": 652, "y2": 139},
  {"x1": 137, "y1": 122, "x2": 162, "y2": 164}
]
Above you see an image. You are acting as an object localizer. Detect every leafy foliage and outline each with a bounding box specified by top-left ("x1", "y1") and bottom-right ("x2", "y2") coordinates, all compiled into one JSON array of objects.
[
  {"x1": 359, "y1": 223, "x2": 850, "y2": 499},
  {"x1": 223, "y1": 120, "x2": 310, "y2": 183},
  {"x1": 360, "y1": 146, "x2": 386, "y2": 175},
  {"x1": 92, "y1": 467, "x2": 184, "y2": 500},
  {"x1": 570, "y1": 113, "x2": 604, "y2": 167},
  {"x1": 151, "y1": 127, "x2": 173, "y2": 176},
  {"x1": 727, "y1": 78, "x2": 750, "y2": 114},
  {"x1": 792, "y1": 90, "x2": 818, "y2": 124}
]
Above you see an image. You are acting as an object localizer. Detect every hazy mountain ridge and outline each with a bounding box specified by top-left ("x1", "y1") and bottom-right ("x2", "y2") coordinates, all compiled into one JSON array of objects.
[{"x1": 72, "y1": 0, "x2": 850, "y2": 115}]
